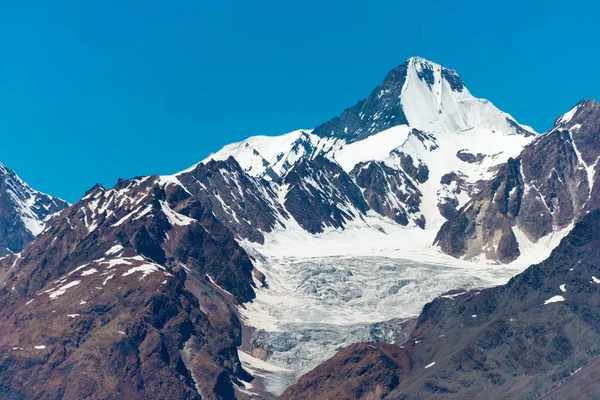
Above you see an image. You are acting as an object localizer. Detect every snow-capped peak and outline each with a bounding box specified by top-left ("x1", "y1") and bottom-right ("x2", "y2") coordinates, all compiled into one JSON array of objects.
[
  {"x1": 553, "y1": 99, "x2": 596, "y2": 129},
  {"x1": 174, "y1": 57, "x2": 538, "y2": 238}
]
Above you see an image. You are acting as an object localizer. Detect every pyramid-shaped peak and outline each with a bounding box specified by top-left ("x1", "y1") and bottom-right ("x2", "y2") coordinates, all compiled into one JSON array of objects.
[
  {"x1": 554, "y1": 99, "x2": 600, "y2": 128},
  {"x1": 312, "y1": 56, "x2": 533, "y2": 142}
]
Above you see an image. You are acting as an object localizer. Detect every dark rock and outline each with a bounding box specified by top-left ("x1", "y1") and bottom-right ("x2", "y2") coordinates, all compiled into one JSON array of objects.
[
  {"x1": 351, "y1": 161, "x2": 423, "y2": 226},
  {"x1": 312, "y1": 62, "x2": 410, "y2": 143},
  {"x1": 176, "y1": 157, "x2": 287, "y2": 244},
  {"x1": 279, "y1": 343, "x2": 412, "y2": 400},
  {"x1": 283, "y1": 156, "x2": 368, "y2": 233},
  {"x1": 456, "y1": 150, "x2": 486, "y2": 163}
]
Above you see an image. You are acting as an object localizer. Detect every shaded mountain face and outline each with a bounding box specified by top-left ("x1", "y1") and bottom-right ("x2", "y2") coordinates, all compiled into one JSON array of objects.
[
  {"x1": 0, "y1": 167, "x2": 261, "y2": 399},
  {"x1": 311, "y1": 62, "x2": 411, "y2": 142},
  {"x1": 0, "y1": 163, "x2": 68, "y2": 256},
  {"x1": 174, "y1": 157, "x2": 288, "y2": 244},
  {"x1": 282, "y1": 208, "x2": 600, "y2": 399},
  {"x1": 436, "y1": 99, "x2": 600, "y2": 263}
]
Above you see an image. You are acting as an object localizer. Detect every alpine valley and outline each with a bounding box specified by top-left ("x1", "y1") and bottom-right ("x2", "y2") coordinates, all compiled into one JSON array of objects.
[{"x1": 1, "y1": 57, "x2": 599, "y2": 399}]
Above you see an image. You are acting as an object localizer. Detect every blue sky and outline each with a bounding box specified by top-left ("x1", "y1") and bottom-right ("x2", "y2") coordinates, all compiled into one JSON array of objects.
[{"x1": 1, "y1": 0, "x2": 599, "y2": 202}]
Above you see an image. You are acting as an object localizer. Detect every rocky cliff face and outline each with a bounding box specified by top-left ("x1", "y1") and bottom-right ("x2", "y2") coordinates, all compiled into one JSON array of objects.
[
  {"x1": 0, "y1": 163, "x2": 68, "y2": 256},
  {"x1": 174, "y1": 156, "x2": 287, "y2": 244},
  {"x1": 0, "y1": 170, "x2": 259, "y2": 399},
  {"x1": 282, "y1": 208, "x2": 600, "y2": 399},
  {"x1": 283, "y1": 156, "x2": 369, "y2": 233},
  {"x1": 436, "y1": 99, "x2": 600, "y2": 263}
]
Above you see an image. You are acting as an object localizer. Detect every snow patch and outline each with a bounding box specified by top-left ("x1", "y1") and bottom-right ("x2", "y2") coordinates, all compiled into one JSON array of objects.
[
  {"x1": 543, "y1": 295, "x2": 565, "y2": 305},
  {"x1": 48, "y1": 281, "x2": 81, "y2": 300}
]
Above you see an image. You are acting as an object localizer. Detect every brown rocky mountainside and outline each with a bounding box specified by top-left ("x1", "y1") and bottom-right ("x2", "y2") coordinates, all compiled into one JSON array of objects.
[
  {"x1": 283, "y1": 208, "x2": 600, "y2": 399},
  {"x1": 280, "y1": 342, "x2": 413, "y2": 400},
  {"x1": 436, "y1": 99, "x2": 600, "y2": 263},
  {"x1": 0, "y1": 172, "x2": 262, "y2": 399}
]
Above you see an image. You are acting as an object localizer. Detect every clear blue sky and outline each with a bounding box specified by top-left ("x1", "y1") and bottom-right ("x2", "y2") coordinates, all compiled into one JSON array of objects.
[{"x1": 1, "y1": 0, "x2": 599, "y2": 202}]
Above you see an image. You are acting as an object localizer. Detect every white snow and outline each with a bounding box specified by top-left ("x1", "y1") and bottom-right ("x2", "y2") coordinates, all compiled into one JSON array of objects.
[
  {"x1": 334, "y1": 125, "x2": 411, "y2": 170},
  {"x1": 206, "y1": 274, "x2": 233, "y2": 296},
  {"x1": 67, "y1": 314, "x2": 80, "y2": 318},
  {"x1": 103, "y1": 274, "x2": 115, "y2": 286},
  {"x1": 80, "y1": 268, "x2": 98, "y2": 277},
  {"x1": 571, "y1": 367, "x2": 583, "y2": 376},
  {"x1": 592, "y1": 276, "x2": 600, "y2": 284},
  {"x1": 201, "y1": 129, "x2": 324, "y2": 179},
  {"x1": 104, "y1": 244, "x2": 124, "y2": 257},
  {"x1": 48, "y1": 281, "x2": 81, "y2": 300},
  {"x1": 543, "y1": 295, "x2": 565, "y2": 305},
  {"x1": 238, "y1": 350, "x2": 295, "y2": 397},
  {"x1": 424, "y1": 362, "x2": 436, "y2": 369},
  {"x1": 556, "y1": 102, "x2": 581, "y2": 126},
  {"x1": 34, "y1": 345, "x2": 46, "y2": 350},
  {"x1": 122, "y1": 263, "x2": 164, "y2": 280},
  {"x1": 160, "y1": 201, "x2": 196, "y2": 226},
  {"x1": 559, "y1": 284, "x2": 566, "y2": 292}
]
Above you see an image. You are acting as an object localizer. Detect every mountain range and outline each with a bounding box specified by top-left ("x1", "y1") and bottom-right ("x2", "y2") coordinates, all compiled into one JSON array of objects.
[{"x1": 0, "y1": 57, "x2": 599, "y2": 399}]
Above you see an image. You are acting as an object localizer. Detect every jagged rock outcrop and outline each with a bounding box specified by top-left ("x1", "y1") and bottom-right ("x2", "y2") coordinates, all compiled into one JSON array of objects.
[
  {"x1": 283, "y1": 156, "x2": 368, "y2": 233},
  {"x1": 351, "y1": 161, "x2": 424, "y2": 226},
  {"x1": 174, "y1": 156, "x2": 287, "y2": 244}
]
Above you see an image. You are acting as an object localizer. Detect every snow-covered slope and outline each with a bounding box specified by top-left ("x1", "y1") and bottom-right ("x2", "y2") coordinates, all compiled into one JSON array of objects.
[{"x1": 400, "y1": 57, "x2": 534, "y2": 136}]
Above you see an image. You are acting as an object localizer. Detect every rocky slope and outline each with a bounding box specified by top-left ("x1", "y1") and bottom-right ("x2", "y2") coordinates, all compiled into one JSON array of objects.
[
  {"x1": 0, "y1": 163, "x2": 68, "y2": 256},
  {"x1": 436, "y1": 99, "x2": 600, "y2": 263},
  {"x1": 282, "y1": 208, "x2": 600, "y2": 399},
  {"x1": 0, "y1": 168, "x2": 262, "y2": 399}
]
